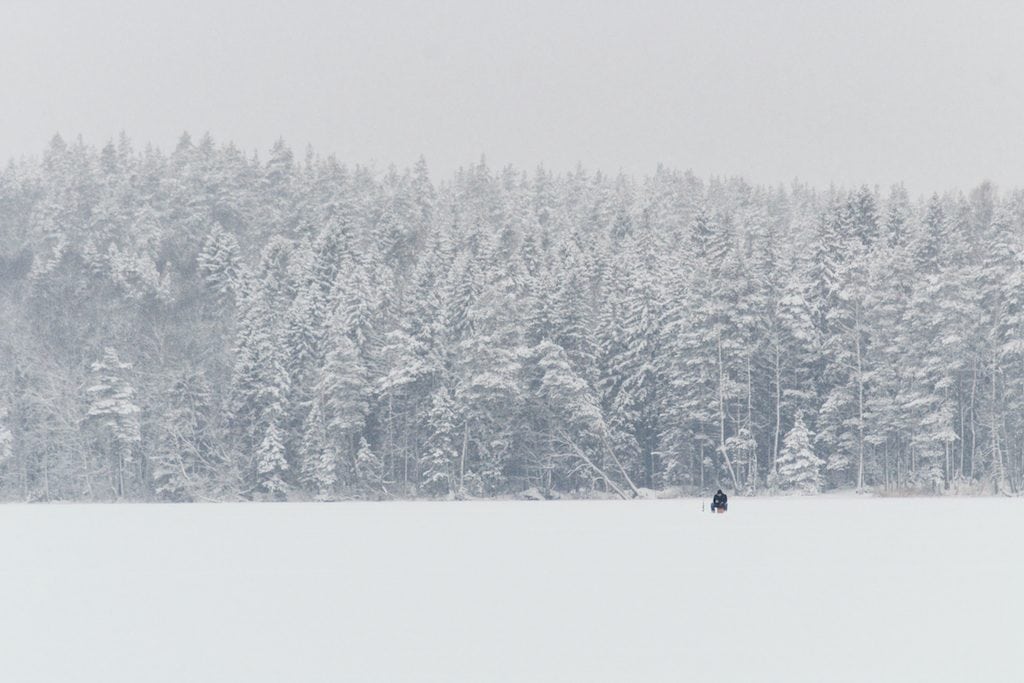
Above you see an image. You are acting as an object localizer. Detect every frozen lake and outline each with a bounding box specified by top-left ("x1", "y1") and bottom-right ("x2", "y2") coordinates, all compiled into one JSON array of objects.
[{"x1": 0, "y1": 497, "x2": 1020, "y2": 682}]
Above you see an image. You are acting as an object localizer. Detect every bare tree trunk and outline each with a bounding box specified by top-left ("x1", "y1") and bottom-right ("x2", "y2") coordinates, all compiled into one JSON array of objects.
[
  {"x1": 115, "y1": 449, "x2": 124, "y2": 499},
  {"x1": 943, "y1": 439, "x2": 950, "y2": 491},
  {"x1": 81, "y1": 448, "x2": 93, "y2": 500},
  {"x1": 403, "y1": 405, "x2": 411, "y2": 491},
  {"x1": 970, "y1": 361, "x2": 977, "y2": 480},
  {"x1": 910, "y1": 427, "x2": 916, "y2": 476},
  {"x1": 897, "y1": 438, "x2": 902, "y2": 490},
  {"x1": 944, "y1": 386, "x2": 951, "y2": 489},
  {"x1": 20, "y1": 446, "x2": 28, "y2": 500},
  {"x1": 460, "y1": 422, "x2": 468, "y2": 494},
  {"x1": 855, "y1": 329, "x2": 865, "y2": 491},
  {"x1": 717, "y1": 334, "x2": 740, "y2": 490},
  {"x1": 1000, "y1": 383, "x2": 1013, "y2": 492},
  {"x1": 43, "y1": 450, "x2": 50, "y2": 501},
  {"x1": 883, "y1": 439, "x2": 889, "y2": 491},
  {"x1": 747, "y1": 354, "x2": 755, "y2": 493},
  {"x1": 773, "y1": 345, "x2": 782, "y2": 478},
  {"x1": 991, "y1": 354, "x2": 1005, "y2": 491},
  {"x1": 954, "y1": 382, "x2": 962, "y2": 483},
  {"x1": 387, "y1": 392, "x2": 399, "y2": 488},
  {"x1": 699, "y1": 443, "x2": 705, "y2": 493}
]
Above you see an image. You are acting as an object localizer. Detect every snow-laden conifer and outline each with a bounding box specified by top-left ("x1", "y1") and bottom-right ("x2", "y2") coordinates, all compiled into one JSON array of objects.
[
  {"x1": 771, "y1": 412, "x2": 824, "y2": 494},
  {"x1": 85, "y1": 348, "x2": 141, "y2": 497},
  {"x1": 256, "y1": 421, "x2": 288, "y2": 497}
]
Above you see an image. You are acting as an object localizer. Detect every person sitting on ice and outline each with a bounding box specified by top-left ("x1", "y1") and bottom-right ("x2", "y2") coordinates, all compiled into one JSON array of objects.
[{"x1": 711, "y1": 489, "x2": 728, "y2": 513}]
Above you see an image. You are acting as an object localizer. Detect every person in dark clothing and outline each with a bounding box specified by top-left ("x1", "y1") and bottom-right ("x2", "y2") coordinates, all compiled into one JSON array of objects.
[{"x1": 711, "y1": 489, "x2": 728, "y2": 513}]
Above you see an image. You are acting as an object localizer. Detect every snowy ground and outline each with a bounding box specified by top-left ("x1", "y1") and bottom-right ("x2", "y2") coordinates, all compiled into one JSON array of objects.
[{"x1": 0, "y1": 497, "x2": 1020, "y2": 682}]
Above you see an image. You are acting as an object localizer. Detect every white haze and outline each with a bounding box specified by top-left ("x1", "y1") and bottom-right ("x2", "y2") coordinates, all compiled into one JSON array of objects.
[{"x1": 3, "y1": 0, "x2": 1024, "y2": 193}]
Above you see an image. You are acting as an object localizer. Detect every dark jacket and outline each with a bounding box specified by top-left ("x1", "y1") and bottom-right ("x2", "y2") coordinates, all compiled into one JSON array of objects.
[{"x1": 712, "y1": 490, "x2": 728, "y2": 509}]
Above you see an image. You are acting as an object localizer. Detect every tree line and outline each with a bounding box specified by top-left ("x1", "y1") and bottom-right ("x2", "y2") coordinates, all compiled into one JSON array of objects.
[{"x1": 0, "y1": 133, "x2": 1022, "y2": 501}]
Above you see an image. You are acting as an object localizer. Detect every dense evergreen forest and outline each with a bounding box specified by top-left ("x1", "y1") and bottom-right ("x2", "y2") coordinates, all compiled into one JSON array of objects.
[{"x1": 1, "y1": 133, "x2": 1022, "y2": 501}]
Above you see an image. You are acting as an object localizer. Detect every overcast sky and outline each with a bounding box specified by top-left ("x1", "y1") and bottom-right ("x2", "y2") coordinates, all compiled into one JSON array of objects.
[{"x1": 2, "y1": 0, "x2": 1024, "y2": 194}]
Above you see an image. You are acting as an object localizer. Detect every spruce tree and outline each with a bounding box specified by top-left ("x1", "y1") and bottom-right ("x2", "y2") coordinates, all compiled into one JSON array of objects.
[
  {"x1": 256, "y1": 421, "x2": 288, "y2": 498},
  {"x1": 198, "y1": 223, "x2": 241, "y2": 301},
  {"x1": 421, "y1": 387, "x2": 458, "y2": 497},
  {"x1": 85, "y1": 348, "x2": 141, "y2": 498},
  {"x1": 354, "y1": 437, "x2": 386, "y2": 497},
  {"x1": 772, "y1": 412, "x2": 824, "y2": 494},
  {"x1": 299, "y1": 396, "x2": 337, "y2": 499}
]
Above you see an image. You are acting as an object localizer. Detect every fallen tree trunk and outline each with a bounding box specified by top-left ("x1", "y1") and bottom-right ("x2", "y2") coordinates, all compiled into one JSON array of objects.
[
  {"x1": 598, "y1": 429, "x2": 642, "y2": 498},
  {"x1": 554, "y1": 429, "x2": 633, "y2": 500}
]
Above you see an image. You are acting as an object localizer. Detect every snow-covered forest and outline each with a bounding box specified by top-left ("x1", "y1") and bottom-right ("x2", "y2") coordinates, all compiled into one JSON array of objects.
[{"x1": 1, "y1": 133, "x2": 1022, "y2": 501}]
